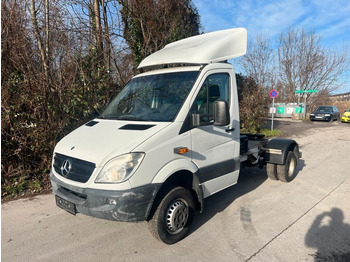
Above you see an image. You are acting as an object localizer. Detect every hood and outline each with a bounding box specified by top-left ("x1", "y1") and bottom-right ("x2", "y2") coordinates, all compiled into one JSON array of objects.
[{"x1": 54, "y1": 119, "x2": 171, "y2": 166}]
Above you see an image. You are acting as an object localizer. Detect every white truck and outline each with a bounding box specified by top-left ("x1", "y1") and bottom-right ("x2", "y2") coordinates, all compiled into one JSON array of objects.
[{"x1": 50, "y1": 28, "x2": 301, "y2": 244}]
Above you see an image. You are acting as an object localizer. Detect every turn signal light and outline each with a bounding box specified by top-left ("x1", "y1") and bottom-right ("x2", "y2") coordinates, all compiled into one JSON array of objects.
[{"x1": 174, "y1": 147, "x2": 189, "y2": 154}]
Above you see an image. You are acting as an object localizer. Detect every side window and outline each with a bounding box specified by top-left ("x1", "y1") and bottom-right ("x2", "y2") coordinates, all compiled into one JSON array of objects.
[{"x1": 193, "y1": 73, "x2": 230, "y2": 123}]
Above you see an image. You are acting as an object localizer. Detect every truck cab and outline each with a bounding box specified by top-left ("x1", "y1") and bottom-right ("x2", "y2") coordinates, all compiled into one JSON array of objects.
[{"x1": 50, "y1": 28, "x2": 301, "y2": 244}]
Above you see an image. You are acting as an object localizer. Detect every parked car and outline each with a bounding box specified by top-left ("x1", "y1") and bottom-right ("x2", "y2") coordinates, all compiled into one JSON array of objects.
[
  {"x1": 341, "y1": 108, "x2": 350, "y2": 123},
  {"x1": 310, "y1": 106, "x2": 340, "y2": 122}
]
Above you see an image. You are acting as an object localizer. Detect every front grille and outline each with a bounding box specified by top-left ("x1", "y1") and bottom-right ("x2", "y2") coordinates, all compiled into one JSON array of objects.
[{"x1": 53, "y1": 153, "x2": 96, "y2": 183}]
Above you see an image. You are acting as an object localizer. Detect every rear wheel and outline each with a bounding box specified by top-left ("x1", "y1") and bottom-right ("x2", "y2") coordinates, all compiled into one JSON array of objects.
[
  {"x1": 148, "y1": 187, "x2": 195, "y2": 244},
  {"x1": 266, "y1": 163, "x2": 279, "y2": 180},
  {"x1": 277, "y1": 151, "x2": 297, "y2": 182}
]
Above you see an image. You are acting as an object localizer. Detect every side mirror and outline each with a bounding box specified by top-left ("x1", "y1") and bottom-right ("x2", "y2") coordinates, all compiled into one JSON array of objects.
[{"x1": 214, "y1": 100, "x2": 230, "y2": 126}]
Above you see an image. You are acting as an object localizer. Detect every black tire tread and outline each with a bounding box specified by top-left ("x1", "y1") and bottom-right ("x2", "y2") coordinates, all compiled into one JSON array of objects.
[
  {"x1": 148, "y1": 186, "x2": 194, "y2": 244},
  {"x1": 277, "y1": 151, "x2": 297, "y2": 182},
  {"x1": 266, "y1": 163, "x2": 279, "y2": 180}
]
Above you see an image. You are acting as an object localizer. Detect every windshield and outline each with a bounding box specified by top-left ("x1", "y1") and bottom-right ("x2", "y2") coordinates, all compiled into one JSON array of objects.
[
  {"x1": 100, "y1": 71, "x2": 199, "y2": 122},
  {"x1": 315, "y1": 106, "x2": 333, "y2": 113}
]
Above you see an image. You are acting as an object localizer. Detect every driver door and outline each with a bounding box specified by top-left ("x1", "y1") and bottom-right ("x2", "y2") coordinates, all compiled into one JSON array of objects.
[{"x1": 190, "y1": 72, "x2": 240, "y2": 198}]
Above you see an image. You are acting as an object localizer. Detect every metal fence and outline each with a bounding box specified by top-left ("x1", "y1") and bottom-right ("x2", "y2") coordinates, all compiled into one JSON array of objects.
[{"x1": 268, "y1": 103, "x2": 308, "y2": 119}]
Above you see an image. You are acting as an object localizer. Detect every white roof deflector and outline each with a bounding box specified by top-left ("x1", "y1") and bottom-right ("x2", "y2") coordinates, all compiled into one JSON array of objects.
[{"x1": 138, "y1": 28, "x2": 247, "y2": 69}]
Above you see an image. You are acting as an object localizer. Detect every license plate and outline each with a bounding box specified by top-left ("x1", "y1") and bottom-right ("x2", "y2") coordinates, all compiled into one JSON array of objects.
[{"x1": 55, "y1": 195, "x2": 76, "y2": 215}]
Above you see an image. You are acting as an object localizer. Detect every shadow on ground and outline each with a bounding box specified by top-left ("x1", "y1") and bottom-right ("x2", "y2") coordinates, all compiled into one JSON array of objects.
[
  {"x1": 188, "y1": 167, "x2": 267, "y2": 236},
  {"x1": 188, "y1": 155, "x2": 306, "y2": 237},
  {"x1": 305, "y1": 208, "x2": 350, "y2": 261}
]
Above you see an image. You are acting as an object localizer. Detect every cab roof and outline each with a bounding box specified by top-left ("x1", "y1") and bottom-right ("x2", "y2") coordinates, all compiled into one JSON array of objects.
[{"x1": 138, "y1": 28, "x2": 247, "y2": 70}]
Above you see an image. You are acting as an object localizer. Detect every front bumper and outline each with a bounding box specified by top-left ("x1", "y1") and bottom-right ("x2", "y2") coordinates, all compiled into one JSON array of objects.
[
  {"x1": 50, "y1": 171, "x2": 161, "y2": 222},
  {"x1": 341, "y1": 116, "x2": 350, "y2": 123},
  {"x1": 310, "y1": 115, "x2": 331, "y2": 121}
]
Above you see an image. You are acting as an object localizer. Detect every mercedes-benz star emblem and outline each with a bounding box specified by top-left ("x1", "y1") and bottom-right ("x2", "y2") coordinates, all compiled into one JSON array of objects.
[{"x1": 61, "y1": 159, "x2": 72, "y2": 177}]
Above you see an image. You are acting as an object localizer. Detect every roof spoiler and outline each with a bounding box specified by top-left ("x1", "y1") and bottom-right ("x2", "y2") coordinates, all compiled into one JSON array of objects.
[{"x1": 138, "y1": 28, "x2": 247, "y2": 69}]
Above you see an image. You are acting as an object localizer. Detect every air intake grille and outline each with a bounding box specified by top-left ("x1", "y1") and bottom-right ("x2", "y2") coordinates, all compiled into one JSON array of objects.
[{"x1": 53, "y1": 153, "x2": 96, "y2": 183}]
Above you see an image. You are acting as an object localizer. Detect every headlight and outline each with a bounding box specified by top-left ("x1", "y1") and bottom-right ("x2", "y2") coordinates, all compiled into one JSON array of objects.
[
  {"x1": 325, "y1": 114, "x2": 331, "y2": 116},
  {"x1": 310, "y1": 114, "x2": 314, "y2": 116},
  {"x1": 95, "y1": 153, "x2": 145, "y2": 183}
]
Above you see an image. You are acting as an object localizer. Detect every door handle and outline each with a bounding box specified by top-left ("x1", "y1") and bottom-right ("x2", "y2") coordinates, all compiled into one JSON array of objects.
[{"x1": 225, "y1": 127, "x2": 235, "y2": 132}]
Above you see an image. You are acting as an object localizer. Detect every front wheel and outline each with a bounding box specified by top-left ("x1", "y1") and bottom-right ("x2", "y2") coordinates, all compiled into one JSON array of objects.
[
  {"x1": 148, "y1": 187, "x2": 195, "y2": 244},
  {"x1": 277, "y1": 151, "x2": 298, "y2": 182}
]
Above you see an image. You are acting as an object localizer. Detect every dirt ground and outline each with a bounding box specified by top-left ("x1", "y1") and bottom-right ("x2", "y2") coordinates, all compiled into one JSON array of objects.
[{"x1": 261, "y1": 118, "x2": 349, "y2": 138}]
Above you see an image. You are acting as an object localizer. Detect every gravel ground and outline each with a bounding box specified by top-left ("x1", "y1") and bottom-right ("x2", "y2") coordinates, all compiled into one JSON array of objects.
[{"x1": 261, "y1": 118, "x2": 349, "y2": 138}]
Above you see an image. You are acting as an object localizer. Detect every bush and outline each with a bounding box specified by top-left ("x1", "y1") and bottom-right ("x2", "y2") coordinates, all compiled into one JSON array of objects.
[
  {"x1": 1, "y1": 51, "x2": 118, "y2": 200},
  {"x1": 260, "y1": 129, "x2": 282, "y2": 138},
  {"x1": 237, "y1": 74, "x2": 268, "y2": 133}
]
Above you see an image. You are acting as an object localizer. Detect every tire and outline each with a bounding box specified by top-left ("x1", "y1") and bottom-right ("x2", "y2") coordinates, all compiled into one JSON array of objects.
[
  {"x1": 266, "y1": 163, "x2": 279, "y2": 180},
  {"x1": 148, "y1": 187, "x2": 195, "y2": 244},
  {"x1": 277, "y1": 151, "x2": 298, "y2": 182}
]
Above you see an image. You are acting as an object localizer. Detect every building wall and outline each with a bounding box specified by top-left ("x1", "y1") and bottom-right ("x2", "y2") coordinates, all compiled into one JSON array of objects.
[{"x1": 330, "y1": 92, "x2": 350, "y2": 102}]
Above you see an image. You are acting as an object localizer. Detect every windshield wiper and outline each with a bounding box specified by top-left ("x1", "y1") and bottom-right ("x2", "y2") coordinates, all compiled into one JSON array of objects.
[
  {"x1": 98, "y1": 115, "x2": 151, "y2": 121},
  {"x1": 117, "y1": 115, "x2": 145, "y2": 121},
  {"x1": 101, "y1": 115, "x2": 147, "y2": 121}
]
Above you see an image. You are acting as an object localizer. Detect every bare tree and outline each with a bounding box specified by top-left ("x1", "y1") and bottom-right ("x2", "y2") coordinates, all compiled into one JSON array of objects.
[
  {"x1": 239, "y1": 34, "x2": 276, "y2": 91},
  {"x1": 278, "y1": 27, "x2": 349, "y2": 102},
  {"x1": 29, "y1": 0, "x2": 51, "y2": 93},
  {"x1": 101, "y1": 0, "x2": 112, "y2": 72},
  {"x1": 92, "y1": 0, "x2": 103, "y2": 75},
  {"x1": 3, "y1": 0, "x2": 202, "y2": 198}
]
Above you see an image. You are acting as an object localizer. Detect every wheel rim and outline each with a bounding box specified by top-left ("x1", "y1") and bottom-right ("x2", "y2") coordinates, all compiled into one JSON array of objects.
[
  {"x1": 288, "y1": 157, "x2": 296, "y2": 177},
  {"x1": 165, "y1": 199, "x2": 189, "y2": 235}
]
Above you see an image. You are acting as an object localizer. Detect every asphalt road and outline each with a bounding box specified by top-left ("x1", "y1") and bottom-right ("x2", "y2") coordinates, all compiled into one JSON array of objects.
[{"x1": 2, "y1": 121, "x2": 350, "y2": 262}]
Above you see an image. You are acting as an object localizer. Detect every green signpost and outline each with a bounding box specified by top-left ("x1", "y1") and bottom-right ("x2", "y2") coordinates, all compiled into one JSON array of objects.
[
  {"x1": 295, "y1": 89, "x2": 318, "y2": 119},
  {"x1": 295, "y1": 90, "x2": 318, "y2": 93}
]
